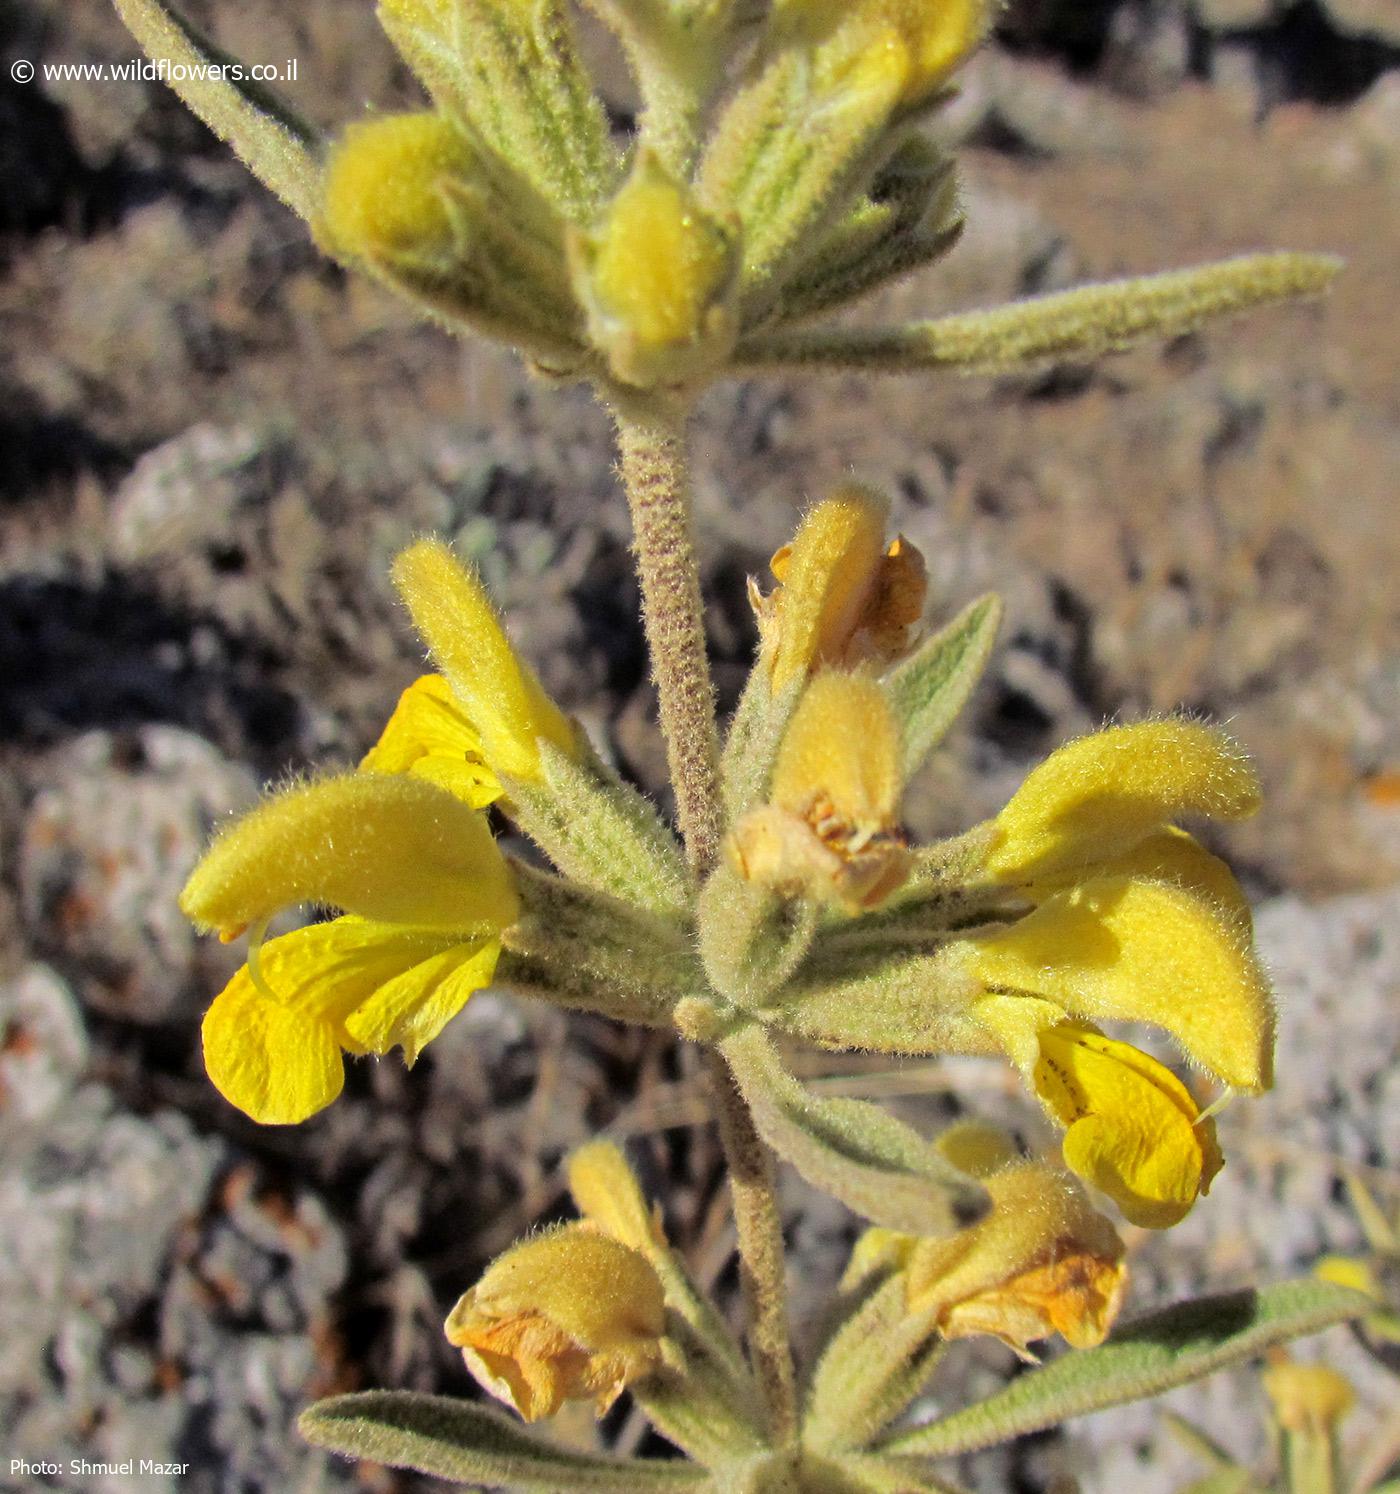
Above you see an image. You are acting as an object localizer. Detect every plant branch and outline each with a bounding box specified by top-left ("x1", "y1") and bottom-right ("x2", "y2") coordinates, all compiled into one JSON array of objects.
[
  {"x1": 614, "y1": 405, "x2": 724, "y2": 877},
  {"x1": 704, "y1": 1048, "x2": 799, "y2": 1448}
]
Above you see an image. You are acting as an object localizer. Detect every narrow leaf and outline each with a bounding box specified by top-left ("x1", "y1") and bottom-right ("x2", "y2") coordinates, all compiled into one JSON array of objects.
[
  {"x1": 299, "y1": 1391, "x2": 708, "y2": 1490},
  {"x1": 886, "y1": 594, "x2": 1002, "y2": 779},
  {"x1": 878, "y1": 1280, "x2": 1370, "y2": 1460},
  {"x1": 720, "y1": 1026, "x2": 986, "y2": 1236},
  {"x1": 733, "y1": 253, "x2": 1343, "y2": 375},
  {"x1": 113, "y1": 0, "x2": 321, "y2": 219}
]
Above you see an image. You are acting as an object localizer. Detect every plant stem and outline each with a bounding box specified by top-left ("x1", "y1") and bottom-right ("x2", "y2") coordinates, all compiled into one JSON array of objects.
[
  {"x1": 705, "y1": 1048, "x2": 799, "y2": 1448},
  {"x1": 613, "y1": 399, "x2": 798, "y2": 1447},
  {"x1": 614, "y1": 405, "x2": 724, "y2": 878}
]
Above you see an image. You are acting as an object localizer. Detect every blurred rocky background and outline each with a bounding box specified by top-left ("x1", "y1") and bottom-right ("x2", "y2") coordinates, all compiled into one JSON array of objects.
[{"x1": 0, "y1": 0, "x2": 1397, "y2": 1489}]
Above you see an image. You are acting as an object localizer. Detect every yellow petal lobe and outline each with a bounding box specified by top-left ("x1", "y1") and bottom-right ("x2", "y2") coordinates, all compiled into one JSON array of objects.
[
  {"x1": 392, "y1": 540, "x2": 574, "y2": 783},
  {"x1": 201, "y1": 918, "x2": 482, "y2": 1123},
  {"x1": 360, "y1": 674, "x2": 501, "y2": 808},
  {"x1": 1034, "y1": 1024, "x2": 1223, "y2": 1229},
  {"x1": 203, "y1": 971, "x2": 345, "y2": 1126},
  {"x1": 988, "y1": 720, "x2": 1262, "y2": 881},
  {"x1": 180, "y1": 773, "x2": 519, "y2": 936},
  {"x1": 341, "y1": 936, "x2": 500, "y2": 1064},
  {"x1": 964, "y1": 874, "x2": 1274, "y2": 1092}
]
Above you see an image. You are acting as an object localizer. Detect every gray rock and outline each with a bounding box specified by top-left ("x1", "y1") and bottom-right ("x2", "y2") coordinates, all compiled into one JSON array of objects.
[{"x1": 19, "y1": 727, "x2": 256, "y2": 1023}]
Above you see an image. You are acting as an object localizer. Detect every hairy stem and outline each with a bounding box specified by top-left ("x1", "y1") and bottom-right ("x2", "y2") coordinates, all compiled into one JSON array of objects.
[
  {"x1": 705, "y1": 1048, "x2": 799, "y2": 1448},
  {"x1": 613, "y1": 399, "x2": 797, "y2": 1447},
  {"x1": 615, "y1": 405, "x2": 724, "y2": 877}
]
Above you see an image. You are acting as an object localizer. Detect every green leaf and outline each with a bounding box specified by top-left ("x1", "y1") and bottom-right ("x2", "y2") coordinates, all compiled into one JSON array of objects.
[
  {"x1": 886, "y1": 595, "x2": 1003, "y2": 780},
  {"x1": 733, "y1": 253, "x2": 1344, "y2": 375},
  {"x1": 113, "y1": 0, "x2": 321, "y2": 219},
  {"x1": 878, "y1": 1280, "x2": 1371, "y2": 1461},
  {"x1": 381, "y1": 0, "x2": 618, "y2": 222},
  {"x1": 1178, "y1": 1473, "x2": 1258, "y2": 1494},
  {"x1": 299, "y1": 1391, "x2": 709, "y2": 1490},
  {"x1": 720, "y1": 1026, "x2": 986, "y2": 1236}
]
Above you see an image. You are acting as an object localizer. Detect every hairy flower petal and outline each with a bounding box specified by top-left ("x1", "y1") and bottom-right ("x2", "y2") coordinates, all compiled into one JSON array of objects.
[
  {"x1": 961, "y1": 874, "x2": 1273, "y2": 1091},
  {"x1": 180, "y1": 772, "x2": 519, "y2": 938},
  {"x1": 987, "y1": 719, "x2": 1261, "y2": 882}
]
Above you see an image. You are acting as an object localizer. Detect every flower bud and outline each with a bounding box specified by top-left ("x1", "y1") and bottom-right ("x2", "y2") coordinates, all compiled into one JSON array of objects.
[
  {"x1": 567, "y1": 1141, "x2": 665, "y2": 1255},
  {"x1": 1262, "y1": 1354, "x2": 1355, "y2": 1437},
  {"x1": 574, "y1": 153, "x2": 737, "y2": 389},
  {"x1": 445, "y1": 1225, "x2": 667, "y2": 1420},
  {"x1": 322, "y1": 112, "x2": 472, "y2": 265},
  {"x1": 730, "y1": 673, "x2": 910, "y2": 910},
  {"x1": 776, "y1": 0, "x2": 992, "y2": 106}
]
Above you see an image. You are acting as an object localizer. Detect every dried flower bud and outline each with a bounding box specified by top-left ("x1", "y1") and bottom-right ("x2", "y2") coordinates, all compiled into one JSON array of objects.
[
  {"x1": 754, "y1": 486, "x2": 928, "y2": 694},
  {"x1": 843, "y1": 1131, "x2": 1127, "y2": 1356},
  {"x1": 730, "y1": 673, "x2": 910, "y2": 910},
  {"x1": 445, "y1": 1225, "x2": 667, "y2": 1421}
]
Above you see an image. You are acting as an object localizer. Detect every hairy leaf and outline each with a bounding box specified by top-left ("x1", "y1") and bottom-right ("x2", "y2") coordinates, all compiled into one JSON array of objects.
[
  {"x1": 878, "y1": 1280, "x2": 1370, "y2": 1460},
  {"x1": 734, "y1": 254, "x2": 1343, "y2": 375},
  {"x1": 113, "y1": 0, "x2": 321, "y2": 219},
  {"x1": 886, "y1": 594, "x2": 1003, "y2": 779},
  {"x1": 721, "y1": 1026, "x2": 986, "y2": 1235},
  {"x1": 299, "y1": 1392, "x2": 708, "y2": 1490}
]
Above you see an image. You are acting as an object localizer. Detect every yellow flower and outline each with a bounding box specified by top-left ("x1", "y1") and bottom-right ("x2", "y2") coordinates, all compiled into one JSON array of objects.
[
  {"x1": 844, "y1": 1126, "x2": 1127, "y2": 1355},
  {"x1": 391, "y1": 539, "x2": 576, "y2": 784},
  {"x1": 904, "y1": 717, "x2": 1276, "y2": 1226},
  {"x1": 753, "y1": 486, "x2": 928, "y2": 694},
  {"x1": 445, "y1": 1224, "x2": 667, "y2": 1421},
  {"x1": 183, "y1": 695, "x2": 520, "y2": 1123},
  {"x1": 729, "y1": 672, "x2": 911, "y2": 910}
]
